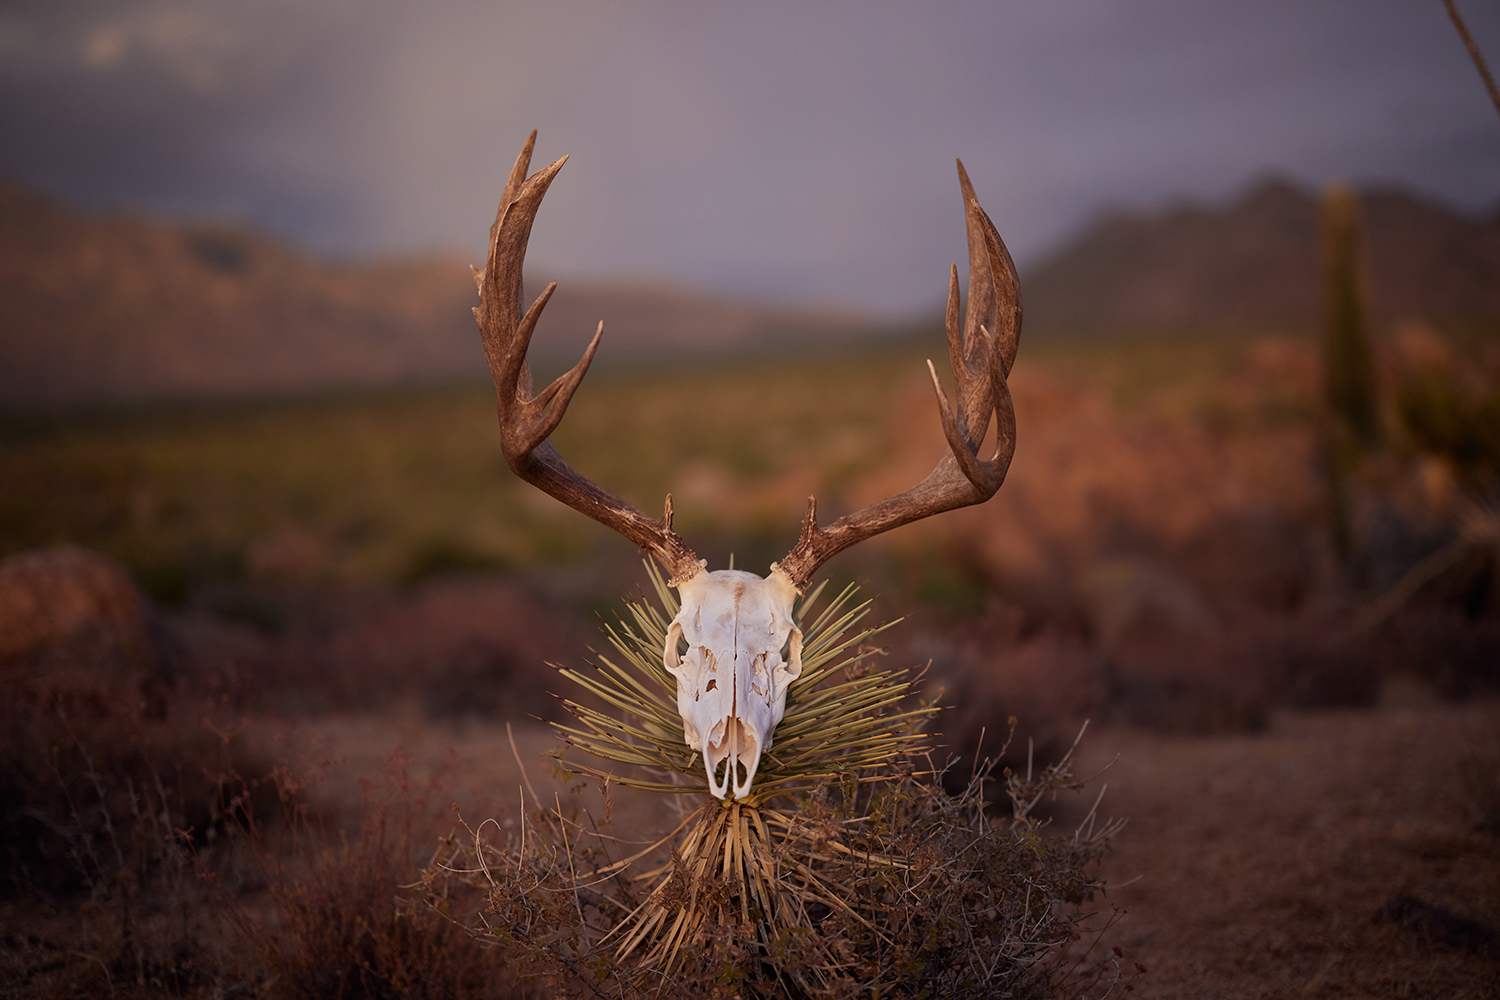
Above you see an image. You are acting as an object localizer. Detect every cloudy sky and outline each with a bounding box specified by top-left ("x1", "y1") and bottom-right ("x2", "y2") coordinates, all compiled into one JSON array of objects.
[{"x1": 2, "y1": 1, "x2": 1497, "y2": 316}]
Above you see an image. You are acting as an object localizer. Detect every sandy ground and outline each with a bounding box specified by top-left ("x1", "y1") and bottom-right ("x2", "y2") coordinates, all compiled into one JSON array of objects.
[
  {"x1": 255, "y1": 698, "x2": 1500, "y2": 999},
  {"x1": 254, "y1": 710, "x2": 684, "y2": 852},
  {"x1": 1072, "y1": 699, "x2": 1500, "y2": 998}
]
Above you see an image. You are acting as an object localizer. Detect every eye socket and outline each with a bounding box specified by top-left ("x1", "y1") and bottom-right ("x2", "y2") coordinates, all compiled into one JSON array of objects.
[
  {"x1": 780, "y1": 626, "x2": 803, "y2": 664},
  {"x1": 665, "y1": 622, "x2": 688, "y2": 669}
]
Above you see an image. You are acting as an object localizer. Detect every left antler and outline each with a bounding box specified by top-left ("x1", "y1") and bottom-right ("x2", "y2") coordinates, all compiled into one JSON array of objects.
[
  {"x1": 475, "y1": 130, "x2": 704, "y2": 585},
  {"x1": 773, "y1": 159, "x2": 1020, "y2": 591}
]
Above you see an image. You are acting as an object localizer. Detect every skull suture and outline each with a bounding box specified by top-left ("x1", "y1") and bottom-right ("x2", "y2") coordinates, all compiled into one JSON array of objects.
[{"x1": 664, "y1": 567, "x2": 803, "y2": 800}]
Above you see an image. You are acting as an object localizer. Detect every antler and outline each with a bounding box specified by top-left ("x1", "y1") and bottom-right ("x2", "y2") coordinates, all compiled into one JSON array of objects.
[
  {"x1": 476, "y1": 133, "x2": 1017, "y2": 593},
  {"x1": 772, "y1": 159, "x2": 1020, "y2": 591},
  {"x1": 475, "y1": 131, "x2": 704, "y2": 584}
]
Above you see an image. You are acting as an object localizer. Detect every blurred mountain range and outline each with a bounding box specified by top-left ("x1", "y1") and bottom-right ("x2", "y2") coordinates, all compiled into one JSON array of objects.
[
  {"x1": 0, "y1": 185, "x2": 879, "y2": 409},
  {"x1": 2, "y1": 177, "x2": 1497, "y2": 408},
  {"x1": 1023, "y1": 177, "x2": 1500, "y2": 337}
]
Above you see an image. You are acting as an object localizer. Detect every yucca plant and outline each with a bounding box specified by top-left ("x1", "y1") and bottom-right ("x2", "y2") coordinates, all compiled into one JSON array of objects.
[
  {"x1": 419, "y1": 565, "x2": 1124, "y2": 999},
  {"x1": 556, "y1": 563, "x2": 923, "y2": 805},
  {"x1": 555, "y1": 563, "x2": 929, "y2": 981}
]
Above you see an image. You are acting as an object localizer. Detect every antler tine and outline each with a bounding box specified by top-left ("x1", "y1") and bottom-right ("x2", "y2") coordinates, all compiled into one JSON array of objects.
[
  {"x1": 774, "y1": 160, "x2": 1020, "y2": 592},
  {"x1": 959, "y1": 158, "x2": 1021, "y2": 377},
  {"x1": 476, "y1": 132, "x2": 704, "y2": 585}
]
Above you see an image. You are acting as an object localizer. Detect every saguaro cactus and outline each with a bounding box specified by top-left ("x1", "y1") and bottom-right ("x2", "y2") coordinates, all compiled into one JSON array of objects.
[
  {"x1": 1321, "y1": 183, "x2": 1380, "y2": 452},
  {"x1": 1320, "y1": 183, "x2": 1380, "y2": 559}
]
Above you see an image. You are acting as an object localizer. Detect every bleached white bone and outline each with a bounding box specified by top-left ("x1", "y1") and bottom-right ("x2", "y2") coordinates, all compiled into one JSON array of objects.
[{"x1": 663, "y1": 566, "x2": 803, "y2": 800}]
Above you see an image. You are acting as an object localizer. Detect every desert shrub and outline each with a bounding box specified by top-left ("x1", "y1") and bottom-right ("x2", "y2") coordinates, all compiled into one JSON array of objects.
[
  {"x1": 1397, "y1": 370, "x2": 1500, "y2": 484},
  {"x1": 0, "y1": 706, "x2": 272, "y2": 899},
  {"x1": 0, "y1": 546, "x2": 277, "y2": 901},
  {"x1": 0, "y1": 696, "x2": 278, "y2": 997},
  {"x1": 0, "y1": 549, "x2": 259, "y2": 996},
  {"x1": 1458, "y1": 726, "x2": 1500, "y2": 837},
  {"x1": 921, "y1": 628, "x2": 1106, "y2": 795},
  {"x1": 160, "y1": 574, "x2": 575, "y2": 722},
  {"x1": 0, "y1": 610, "x2": 519, "y2": 999},
  {"x1": 1372, "y1": 607, "x2": 1500, "y2": 698},
  {"x1": 223, "y1": 753, "x2": 524, "y2": 1000}
]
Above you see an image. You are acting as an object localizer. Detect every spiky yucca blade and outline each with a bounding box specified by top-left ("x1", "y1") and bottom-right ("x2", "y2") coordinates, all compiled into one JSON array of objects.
[{"x1": 551, "y1": 562, "x2": 931, "y2": 807}]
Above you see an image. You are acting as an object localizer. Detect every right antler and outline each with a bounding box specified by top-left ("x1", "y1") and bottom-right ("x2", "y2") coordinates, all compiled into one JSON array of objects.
[
  {"x1": 772, "y1": 160, "x2": 1019, "y2": 591},
  {"x1": 475, "y1": 131, "x2": 704, "y2": 585}
]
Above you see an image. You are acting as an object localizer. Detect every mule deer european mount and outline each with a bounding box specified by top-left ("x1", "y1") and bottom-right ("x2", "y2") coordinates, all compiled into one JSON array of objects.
[{"x1": 475, "y1": 131, "x2": 1021, "y2": 800}]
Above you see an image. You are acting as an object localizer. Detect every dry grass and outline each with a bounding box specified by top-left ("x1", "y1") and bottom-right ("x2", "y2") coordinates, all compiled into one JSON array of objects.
[
  {"x1": 0, "y1": 615, "x2": 528, "y2": 999},
  {"x1": 214, "y1": 750, "x2": 525, "y2": 1000}
]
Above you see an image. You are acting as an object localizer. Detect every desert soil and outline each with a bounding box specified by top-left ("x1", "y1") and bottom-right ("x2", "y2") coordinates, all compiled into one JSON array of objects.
[
  {"x1": 1071, "y1": 697, "x2": 1500, "y2": 998},
  {"x1": 259, "y1": 697, "x2": 1500, "y2": 999}
]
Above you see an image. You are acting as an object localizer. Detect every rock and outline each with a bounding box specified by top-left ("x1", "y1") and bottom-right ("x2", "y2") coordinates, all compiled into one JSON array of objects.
[
  {"x1": 1375, "y1": 894, "x2": 1500, "y2": 956},
  {"x1": 0, "y1": 546, "x2": 163, "y2": 714},
  {"x1": 0, "y1": 546, "x2": 148, "y2": 662}
]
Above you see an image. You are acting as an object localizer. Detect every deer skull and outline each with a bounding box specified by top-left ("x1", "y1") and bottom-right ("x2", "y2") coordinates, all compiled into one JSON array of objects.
[
  {"x1": 476, "y1": 131, "x2": 1020, "y2": 802},
  {"x1": 664, "y1": 566, "x2": 802, "y2": 800}
]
